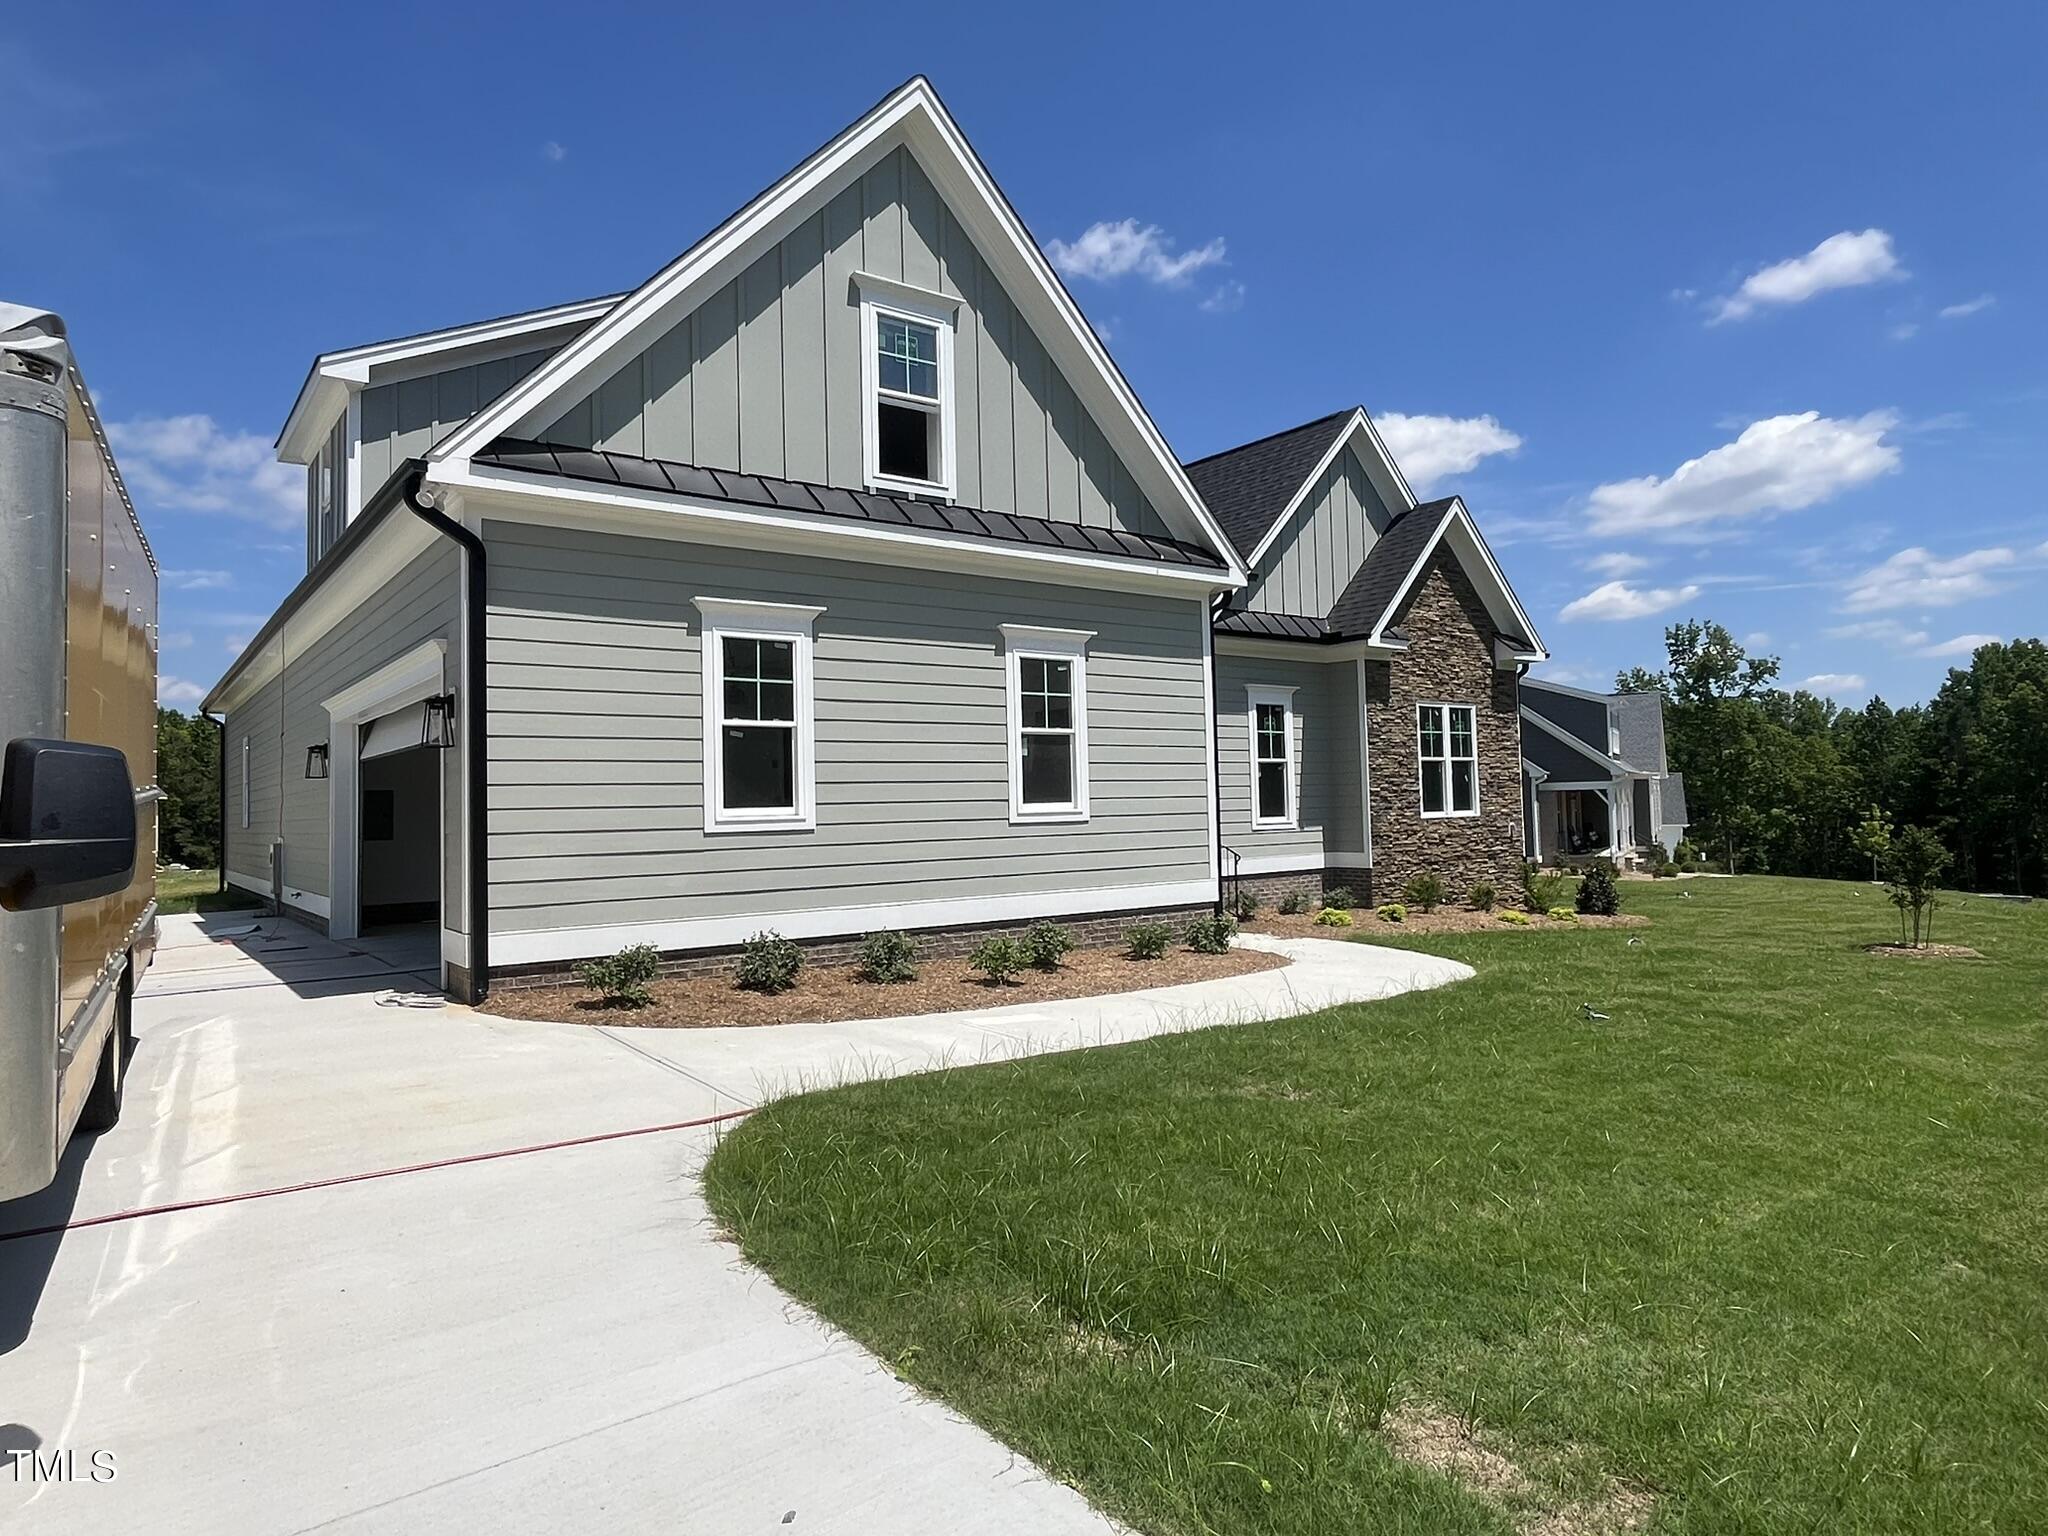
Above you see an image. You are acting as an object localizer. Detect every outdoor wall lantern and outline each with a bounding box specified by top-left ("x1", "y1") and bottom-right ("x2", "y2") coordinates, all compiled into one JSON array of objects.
[
  {"x1": 304, "y1": 742, "x2": 330, "y2": 780},
  {"x1": 421, "y1": 693, "x2": 458, "y2": 750}
]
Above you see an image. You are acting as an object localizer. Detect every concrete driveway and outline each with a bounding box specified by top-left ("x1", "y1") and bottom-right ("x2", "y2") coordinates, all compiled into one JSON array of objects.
[{"x1": 0, "y1": 912, "x2": 1468, "y2": 1534}]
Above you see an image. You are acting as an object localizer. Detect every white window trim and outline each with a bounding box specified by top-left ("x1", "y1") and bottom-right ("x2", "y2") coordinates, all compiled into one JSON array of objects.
[
  {"x1": 1245, "y1": 684, "x2": 1299, "y2": 830},
  {"x1": 999, "y1": 623, "x2": 1092, "y2": 824},
  {"x1": 239, "y1": 736, "x2": 250, "y2": 829},
  {"x1": 858, "y1": 277, "x2": 958, "y2": 502},
  {"x1": 693, "y1": 596, "x2": 824, "y2": 834},
  {"x1": 1417, "y1": 700, "x2": 1481, "y2": 820}
]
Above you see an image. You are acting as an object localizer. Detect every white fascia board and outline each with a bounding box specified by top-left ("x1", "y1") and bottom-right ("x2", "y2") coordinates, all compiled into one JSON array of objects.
[
  {"x1": 275, "y1": 294, "x2": 621, "y2": 463},
  {"x1": 431, "y1": 462, "x2": 1238, "y2": 599},
  {"x1": 1214, "y1": 633, "x2": 1397, "y2": 663},
  {"x1": 491, "y1": 877, "x2": 1219, "y2": 966},
  {"x1": 1519, "y1": 704, "x2": 1629, "y2": 774},
  {"x1": 424, "y1": 79, "x2": 1247, "y2": 583},
  {"x1": 1521, "y1": 756, "x2": 1552, "y2": 783},
  {"x1": 1522, "y1": 674, "x2": 1616, "y2": 705},
  {"x1": 1367, "y1": 500, "x2": 1548, "y2": 663},
  {"x1": 205, "y1": 512, "x2": 440, "y2": 715},
  {"x1": 1243, "y1": 410, "x2": 1418, "y2": 573}
]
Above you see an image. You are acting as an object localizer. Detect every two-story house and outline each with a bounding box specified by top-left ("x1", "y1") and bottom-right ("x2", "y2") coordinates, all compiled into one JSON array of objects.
[{"x1": 205, "y1": 78, "x2": 1547, "y2": 999}]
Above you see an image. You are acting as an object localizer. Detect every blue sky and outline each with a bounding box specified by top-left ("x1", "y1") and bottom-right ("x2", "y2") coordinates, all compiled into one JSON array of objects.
[{"x1": 9, "y1": 1, "x2": 2044, "y2": 709}]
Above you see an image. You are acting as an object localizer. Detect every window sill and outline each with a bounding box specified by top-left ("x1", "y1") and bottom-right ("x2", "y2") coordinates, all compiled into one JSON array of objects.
[
  {"x1": 866, "y1": 472, "x2": 954, "y2": 501},
  {"x1": 703, "y1": 812, "x2": 818, "y2": 835},
  {"x1": 1419, "y1": 809, "x2": 1481, "y2": 821},
  {"x1": 1009, "y1": 807, "x2": 1089, "y2": 826},
  {"x1": 1251, "y1": 818, "x2": 1300, "y2": 832}
]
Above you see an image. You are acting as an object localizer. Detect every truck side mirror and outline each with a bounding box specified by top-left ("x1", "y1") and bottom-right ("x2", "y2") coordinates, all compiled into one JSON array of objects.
[{"x1": 0, "y1": 738, "x2": 138, "y2": 912}]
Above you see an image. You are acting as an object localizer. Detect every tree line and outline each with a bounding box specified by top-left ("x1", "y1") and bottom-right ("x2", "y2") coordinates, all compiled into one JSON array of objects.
[
  {"x1": 155, "y1": 707, "x2": 220, "y2": 870},
  {"x1": 1618, "y1": 622, "x2": 2048, "y2": 895}
]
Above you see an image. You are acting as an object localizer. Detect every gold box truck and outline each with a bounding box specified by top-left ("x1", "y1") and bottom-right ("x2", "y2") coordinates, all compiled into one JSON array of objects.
[{"x1": 0, "y1": 303, "x2": 159, "y2": 1201}]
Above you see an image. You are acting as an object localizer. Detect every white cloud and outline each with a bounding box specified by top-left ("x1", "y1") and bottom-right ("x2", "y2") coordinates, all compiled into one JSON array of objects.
[
  {"x1": 1917, "y1": 633, "x2": 2000, "y2": 658},
  {"x1": 1559, "y1": 580, "x2": 1702, "y2": 622},
  {"x1": 1588, "y1": 551, "x2": 1651, "y2": 578},
  {"x1": 107, "y1": 414, "x2": 303, "y2": 531},
  {"x1": 1197, "y1": 280, "x2": 1246, "y2": 314},
  {"x1": 541, "y1": 140, "x2": 567, "y2": 164},
  {"x1": 1938, "y1": 294, "x2": 1995, "y2": 319},
  {"x1": 1826, "y1": 619, "x2": 1929, "y2": 649},
  {"x1": 162, "y1": 568, "x2": 234, "y2": 590},
  {"x1": 1046, "y1": 219, "x2": 1227, "y2": 288},
  {"x1": 1888, "y1": 322, "x2": 1920, "y2": 342},
  {"x1": 1586, "y1": 412, "x2": 1899, "y2": 537},
  {"x1": 1744, "y1": 631, "x2": 1772, "y2": 647},
  {"x1": 225, "y1": 635, "x2": 247, "y2": 652},
  {"x1": 1841, "y1": 545, "x2": 2015, "y2": 612},
  {"x1": 159, "y1": 676, "x2": 205, "y2": 706},
  {"x1": 1373, "y1": 412, "x2": 1523, "y2": 495},
  {"x1": 1800, "y1": 672, "x2": 1867, "y2": 694},
  {"x1": 1710, "y1": 229, "x2": 1903, "y2": 322}
]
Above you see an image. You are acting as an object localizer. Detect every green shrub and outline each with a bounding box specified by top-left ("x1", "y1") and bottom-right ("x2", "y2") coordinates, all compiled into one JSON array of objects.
[
  {"x1": 1402, "y1": 871, "x2": 1445, "y2": 913},
  {"x1": 970, "y1": 935, "x2": 1025, "y2": 984},
  {"x1": 735, "y1": 931, "x2": 804, "y2": 994},
  {"x1": 576, "y1": 943, "x2": 661, "y2": 1008},
  {"x1": 1315, "y1": 907, "x2": 1355, "y2": 927},
  {"x1": 1576, "y1": 859, "x2": 1622, "y2": 916},
  {"x1": 1652, "y1": 861, "x2": 1679, "y2": 879},
  {"x1": 1321, "y1": 886, "x2": 1356, "y2": 911},
  {"x1": 1675, "y1": 839, "x2": 1702, "y2": 870},
  {"x1": 1375, "y1": 903, "x2": 1407, "y2": 924},
  {"x1": 1468, "y1": 881, "x2": 1497, "y2": 911},
  {"x1": 1277, "y1": 890, "x2": 1306, "y2": 916},
  {"x1": 1124, "y1": 921, "x2": 1172, "y2": 960},
  {"x1": 1185, "y1": 913, "x2": 1239, "y2": 954},
  {"x1": 1022, "y1": 920, "x2": 1076, "y2": 972},
  {"x1": 858, "y1": 930, "x2": 918, "y2": 984},
  {"x1": 1497, "y1": 909, "x2": 1532, "y2": 925},
  {"x1": 1225, "y1": 887, "x2": 1261, "y2": 921},
  {"x1": 1546, "y1": 906, "x2": 1578, "y2": 923},
  {"x1": 1522, "y1": 860, "x2": 1569, "y2": 912}
]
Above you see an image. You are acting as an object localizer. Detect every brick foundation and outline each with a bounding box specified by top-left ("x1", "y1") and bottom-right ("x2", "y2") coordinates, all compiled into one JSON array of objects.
[
  {"x1": 1364, "y1": 551, "x2": 1526, "y2": 903},
  {"x1": 487, "y1": 901, "x2": 1217, "y2": 993},
  {"x1": 1228, "y1": 866, "x2": 1373, "y2": 912}
]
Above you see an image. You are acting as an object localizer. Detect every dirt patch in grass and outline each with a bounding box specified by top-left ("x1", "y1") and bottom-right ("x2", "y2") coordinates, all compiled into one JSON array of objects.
[
  {"x1": 1865, "y1": 942, "x2": 1985, "y2": 960},
  {"x1": 1248, "y1": 909, "x2": 1649, "y2": 939},
  {"x1": 1383, "y1": 1403, "x2": 1653, "y2": 1536},
  {"x1": 483, "y1": 943, "x2": 1288, "y2": 1029}
]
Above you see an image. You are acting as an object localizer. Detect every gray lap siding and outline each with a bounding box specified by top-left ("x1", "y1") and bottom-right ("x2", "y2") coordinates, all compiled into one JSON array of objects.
[
  {"x1": 1213, "y1": 652, "x2": 1362, "y2": 869},
  {"x1": 483, "y1": 520, "x2": 1215, "y2": 947}
]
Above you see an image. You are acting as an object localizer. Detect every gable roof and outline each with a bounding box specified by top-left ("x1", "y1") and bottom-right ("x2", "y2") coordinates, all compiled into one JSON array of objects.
[
  {"x1": 1183, "y1": 406, "x2": 1419, "y2": 570},
  {"x1": 476, "y1": 438, "x2": 1225, "y2": 570},
  {"x1": 423, "y1": 78, "x2": 1245, "y2": 583},
  {"x1": 1325, "y1": 497, "x2": 1460, "y2": 638},
  {"x1": 1184, "y1": 410, "x2": 1353, "y2": 558},
  {"x1": 275, "y1": 292, "x2": 621, "y2": 464}
]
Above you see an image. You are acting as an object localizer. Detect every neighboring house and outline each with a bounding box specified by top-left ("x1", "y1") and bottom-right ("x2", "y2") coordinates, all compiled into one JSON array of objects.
[
  {"x1": 1520, "y1": 677, "x2": 1688, "y2": 865},
  {"x1": 205, "y1": 78, "x2": 1549, "y2": 1000}
]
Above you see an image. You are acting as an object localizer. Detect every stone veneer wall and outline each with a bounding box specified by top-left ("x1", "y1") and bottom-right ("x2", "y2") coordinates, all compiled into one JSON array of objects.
[
  {"x1": 1364, "y1": 550, "x2": 1525, "y2": 901},
  {"x1": 489, "y1": 902, "x2": 1216, "y2": 992}
]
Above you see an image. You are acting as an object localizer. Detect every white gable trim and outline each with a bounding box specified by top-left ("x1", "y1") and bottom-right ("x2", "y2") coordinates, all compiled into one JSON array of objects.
[
  {"x1": 276, "y1": 294, "x2": 620, "y2": 464},
  {"x1": 1244, "y1": 409, "x2": 1418, "y2": 573},
  {"x1": 1366, "y1": 499, "x2": 1547, "y2": 663},
  {"x1": 425, "y1": 78, "x2": 1246, "y2": 582}
]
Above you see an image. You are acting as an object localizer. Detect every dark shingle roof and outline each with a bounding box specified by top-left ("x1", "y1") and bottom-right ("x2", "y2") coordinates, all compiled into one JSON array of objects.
[
  {"x1": 1183, "y1": 410, "x2": 1353, "y2": 559},
  {"x1": 476, "y1": 439, "x2": 1226, "y2": 570},
  {"x1": 1323, "y1": 497, "x2": 1459, "y2": 639}
]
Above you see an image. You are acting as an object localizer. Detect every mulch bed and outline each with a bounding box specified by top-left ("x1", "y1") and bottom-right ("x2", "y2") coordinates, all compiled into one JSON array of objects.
[
  {"x1": 1865, "y1": 942, "x2": 1984, "y2": 960},
  {"x1": 1248, "y1": 908, "x2": 1650, "y2": 939},
  {"x1": 482, "y1": 943, "x2": 1290, "y2": 1029}
]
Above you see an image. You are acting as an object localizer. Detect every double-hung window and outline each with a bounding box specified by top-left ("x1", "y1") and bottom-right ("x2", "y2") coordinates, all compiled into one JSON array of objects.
[
  {"x1": 1246, "y1": 685, "x2": 1298, "y2": 828},
  {"x1": 1417, "y1": 702, "x2": 1479, "y2": 817},
  {"x1": 858, "y1": 275, "x2": 958, "y2": 499},
  {"x1": 1000, "y1": 625, "x2": 1092, "y2": 822},
  {"x1": 693, "y1": 597, "x2": 825, "y2": 833}
]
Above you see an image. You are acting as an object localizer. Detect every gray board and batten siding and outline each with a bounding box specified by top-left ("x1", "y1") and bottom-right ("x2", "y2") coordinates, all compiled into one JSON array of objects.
[
  {"x1": 356, "y1": 347, "x2": 559, "y2": 494},
  {"x1": 1242, "y1": 445, "x2": 1396, "y2": 617},
  {"x1": 529, "y1": 145, "x2": 1172, "y2": 542},
  {"x1": 483, "y1": 517, "x2": 1214, "y2": 944}
]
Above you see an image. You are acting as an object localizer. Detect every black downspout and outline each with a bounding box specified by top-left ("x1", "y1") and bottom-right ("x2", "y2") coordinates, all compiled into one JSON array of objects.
[
  {"x1": 403, "y1": 472, "x2": 489, "y2": 1003},
  {"x1": 1208, "y1": 596, "x2": 1226, "y2": 918}
]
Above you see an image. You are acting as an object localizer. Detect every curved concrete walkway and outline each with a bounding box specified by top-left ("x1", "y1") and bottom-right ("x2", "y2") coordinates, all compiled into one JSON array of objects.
[{"x1": 1, "y1": 917, "x2": 1468, "y2": 1536}]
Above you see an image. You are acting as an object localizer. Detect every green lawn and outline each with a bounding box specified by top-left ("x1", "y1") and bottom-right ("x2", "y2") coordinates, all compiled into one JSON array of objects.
[
  {"x1": 155, "y1": 867, "x2": 256, "y2": 914},
  {"x1": 704, "y1": 878, "x2": 2048, "y2": 1534}
]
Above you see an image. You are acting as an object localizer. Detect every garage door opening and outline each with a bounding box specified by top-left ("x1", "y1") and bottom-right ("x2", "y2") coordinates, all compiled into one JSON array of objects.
[{"x1": 359, "y1": 711, "x2": 441, "y2": 933}]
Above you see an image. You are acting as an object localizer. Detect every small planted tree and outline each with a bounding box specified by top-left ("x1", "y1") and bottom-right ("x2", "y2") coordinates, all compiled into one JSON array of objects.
[
  {"x1": 1852, "y1": 804, "x2": 1894, "y2": 883},
  {"x1": 1883, "y1": 825, "x2": 1948, "y2": 947}
]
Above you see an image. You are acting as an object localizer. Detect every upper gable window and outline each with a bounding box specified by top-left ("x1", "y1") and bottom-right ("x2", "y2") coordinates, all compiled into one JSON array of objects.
[{"x1": 858, "y1": 276, "x2": 957, "y2": 500}]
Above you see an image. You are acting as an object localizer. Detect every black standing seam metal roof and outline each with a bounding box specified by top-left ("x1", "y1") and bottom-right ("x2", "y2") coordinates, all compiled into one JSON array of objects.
[
  {"x1": 474, "y1": 439, "x2": 1227, "y2": 570},
  {"x1": 1183, "y1": 409, "x2": 1354, "y2": 560}
]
